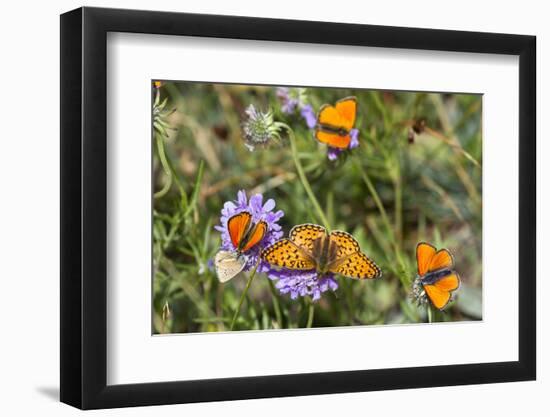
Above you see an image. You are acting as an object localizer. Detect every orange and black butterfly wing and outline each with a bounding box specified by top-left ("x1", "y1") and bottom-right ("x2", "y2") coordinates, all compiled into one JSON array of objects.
[
  {"x1": 289, "y1": 224, "x2": 326, "y2": 255},
  {"x1": 334, "y1": 97, "x2": 357, "y2": 131},
  {"x1": 317, "y1": 103, "x2": 342, "y2": 128},
  {"x1": 329, "y1": 252, "x2": 381, "y2": 279},
  {"x1": 427, "y1": 248, "x2": 454, "y2": 273},
  {"x1": 416, "y1": 242, "x2": 436, "y2": 276},
  {"x1": 240, "y1": 220, "x2": 267, "y2": 253},
  {"x1": 314, "y1": 130, "x2": 350, "y2": 149},
  {"x1": 261, "y1": 239, "x2": 315, "y2": 270},
  {"x1": 434, "y1": 272, "x2": 461, "y2": 292},
  {"x1": 315, "y1": 97, "x2": 357, "y2": 149},
  {"x1": 317, "y1": 97, "x2": 357, "y2": 131},
  {"x1": 423, "y1": 272, "x2": 460, "y2": 310},
  {"x1": 329, "y1": 230, "x2": 361, "y2": 257},
  {"x1": 327, "y1": 231, "x2": 381, "y2": 279},
  {"x1": 315, "y1": 103, "x2": 350, "y2": 148},
  {"x1": 417, "y1": 242, "x2": 459, "y2": 310},
  {"x1": 227, "y1": 211, "x2": 252, "y2": 250},
  {"x1": 417, "y1": 242, "x2": 455, "y2": 275},
  {"x1": 423, "y1": 284, "x2": 452, "y2": 310}
]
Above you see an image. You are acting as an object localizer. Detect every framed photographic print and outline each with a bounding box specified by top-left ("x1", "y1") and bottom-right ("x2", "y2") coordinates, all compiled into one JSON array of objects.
[{"x1": 60, "y1": 6, "x2": 536, "y2": 410}]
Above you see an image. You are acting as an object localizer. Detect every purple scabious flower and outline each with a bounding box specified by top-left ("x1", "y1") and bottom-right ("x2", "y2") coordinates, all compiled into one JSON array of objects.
[
  {"x1": 300, "y1": 104, "x2": 317, "y2": 129},
  {"x1": 276, "y1": 87, "x2": 316, "y2": 129},
  {"x1": 268, "y1": 269, "x2": 339, "y2": 302},
  {"x1": 214, "y1": 190, "x2": 284, "y2": 273},
  {"x1": 327, "y1": 128, "x2": 360, "y2": 161},
  {"x1": 276, "y1": 87, "x2": 300, "y2": 114}
]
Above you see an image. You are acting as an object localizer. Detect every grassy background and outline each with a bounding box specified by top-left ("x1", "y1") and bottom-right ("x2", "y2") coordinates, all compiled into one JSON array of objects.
[{"x1": 152, "y1": 81, "x2": 482, "y2": 334}]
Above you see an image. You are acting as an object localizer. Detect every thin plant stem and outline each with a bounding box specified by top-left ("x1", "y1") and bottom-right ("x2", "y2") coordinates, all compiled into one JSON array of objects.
[
  {"x1": 344, "y1": 279, "x2": 355, "y2": 322},
  {"x1": 370, "y1": 91, "x2": 391, "y2": 131},
  {"x1": 356, "y1": 158, "x2": 392, "y2": 234},
  {"x1": 154, "y1": 173, "x2": 172, "y2": 199},
  {"x1": 394, "y1": 151, "x2": 403, "y2": 247},
  {"x1": 154, "y1": 134, "x2": 173, "y2": 199},
  {"x1": 427, "y1": 305, "x2": 433, "y2": 323},
  {"x1": 306, "y1": 300, "x2": 315, "y2": 328},
  {"x1": 230, "y1": 261, "x2": 260, "y2": 331},
  {"x1": 282, "y1": 123, "x2": 331, "y2": 230},
  {"x1": 355, "y1": 158, "x2": 406, "y2": 270},
  {"x1": 267, "y1": 279, "x2": 284, "y2": 329}
]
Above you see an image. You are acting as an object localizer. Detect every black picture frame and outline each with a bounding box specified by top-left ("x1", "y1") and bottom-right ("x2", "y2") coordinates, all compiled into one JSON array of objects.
[{"x1": 60, "y1": 6, "x2": 536, "y2": 410}]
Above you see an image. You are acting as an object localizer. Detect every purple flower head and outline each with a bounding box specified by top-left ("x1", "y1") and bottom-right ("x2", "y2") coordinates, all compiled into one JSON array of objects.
[
  {"x1": 276, "y1": 87, "x2": 316, "y2": 129},
  {"x1": 268, "y1": 269, "x2": 339, "y2": 302},
  {"x1": 214, "y1": 190, "x2": 284, "y2": 273},
  {"x1": 276, "y1": 87, "x2": 299, "y2": 114},
  {"x1": 300, "y1": 104, "x2": 317, "y2": 129},
  {"x1": 327, "y1": 128, "x2": 360, "y2": 161}
]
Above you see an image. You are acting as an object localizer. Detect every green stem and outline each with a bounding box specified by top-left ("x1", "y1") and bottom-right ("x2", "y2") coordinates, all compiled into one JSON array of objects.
[
  {"x1": 306, "y1": 300, "x2": 315, "y2": 328},
  {"x1": 356, "y1": 158, "x2": 392, "y2": 235},
  {"x1": 230, "y1": 261, "x2": 260, "y2": 331},
  {"x1": 154, "y1": 171, "x2": 172, "y2": 199},
  {"x1": 154, "y1": 134, "x2": 173, "y2": 199},
  {"x1": 282, "y1": 124, "x2": 331, "y2": 230},
  {"x1": 370, "y1": 91, "x2": 391, "y2": 131},
  {"x1": 394, "y1": 155, "x2": 403, "y2": 246},
  {"x1": 427, "y1": 305, "x2": 433, "y2": 323},
  {"x1": 268, "y1": 279, "x2": 283, "y2": 329},
  {"x1": 355, "y1": 157, "x2": 409, "y2": 285}
]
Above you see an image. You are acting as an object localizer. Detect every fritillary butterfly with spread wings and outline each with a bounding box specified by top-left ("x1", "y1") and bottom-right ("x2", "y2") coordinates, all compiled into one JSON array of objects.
[{"x1": 261, "y1": 224, "x2": 381, "y2": 279}]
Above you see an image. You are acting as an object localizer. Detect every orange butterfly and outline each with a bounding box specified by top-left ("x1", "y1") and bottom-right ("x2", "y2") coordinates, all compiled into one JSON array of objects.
[
  {"x1": 261, "y1": 224, "x2": 381, "y2": 279},
  {"x1": 226, "y1": 211, "x2": 267, "y2": 254},
  {"x1": 314, "y1": 97, "x2": 357, "y2": 149},
  {"x1": 215, "y1": 211, "x2": 267, "y2": 283},
  {"x1": 415, "y1": 242, "x2": 461, "y2": 310}
]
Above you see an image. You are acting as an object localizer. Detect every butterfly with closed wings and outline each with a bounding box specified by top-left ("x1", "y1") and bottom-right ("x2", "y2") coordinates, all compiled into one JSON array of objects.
[
  {"x1": 413, "y1": 242, "x2": 461, "y2": 310},
  {"x1": 261, "y1": 223, "x2": 381, "y2": 280},
  {"x1": 215, "y1": 211, "x2": 267, "y2": 283}
]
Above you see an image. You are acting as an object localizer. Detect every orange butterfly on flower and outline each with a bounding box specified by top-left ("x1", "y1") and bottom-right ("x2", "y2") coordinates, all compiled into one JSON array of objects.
[
  {"x1": 261, "y1": 223, "x2": 381, "y2": 279},
  {"x1": 413, "y1": 242, "x2": 461, "y2": 310},
  {"x1": 215, "y1": 211, "x2": 267, "y2": 283},
  {"x1": 314, "y1": 97, "x2": 358, "y2": 149}
]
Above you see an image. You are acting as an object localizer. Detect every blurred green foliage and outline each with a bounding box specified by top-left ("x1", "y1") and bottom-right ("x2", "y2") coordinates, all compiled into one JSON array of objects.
[{"x1": 152, "y1": 81, "x2": 482, "y2": 334}]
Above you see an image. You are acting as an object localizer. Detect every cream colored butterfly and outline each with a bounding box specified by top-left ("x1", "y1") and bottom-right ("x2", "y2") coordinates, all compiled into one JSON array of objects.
[{"x1": 214, "y1": 250, "x2": 246, "y2": 283}]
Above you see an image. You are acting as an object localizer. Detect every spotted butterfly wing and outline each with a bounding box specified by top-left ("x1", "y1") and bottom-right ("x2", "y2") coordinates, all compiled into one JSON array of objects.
[
  {"x1": 289, "y1": 224, "x2": 327, "y2": 255},
  {"x1": 261, "y1": 239, "x2": 315, "y2": 270},
  {"x1": 328, "y1": 231, "x2": 381, "y2": 279},
  {"x1": 329, "y1": 231, "x2": 361, "y2": 257},
  {"x1": 329, "y1": 252, "x2": 381, "y2": 279}
]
